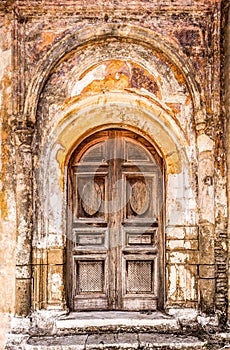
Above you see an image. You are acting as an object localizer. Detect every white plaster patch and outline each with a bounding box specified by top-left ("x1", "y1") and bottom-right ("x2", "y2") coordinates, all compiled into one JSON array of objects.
[
  {"x1": 0, "y1": 48, "x2": 11, "y2": 112},
  {"x1": 10, "y1": 316, "x2": 31, "y2": 334},
  {"x1": 51, "y1": 273, "x2": 62, "y2": 293},
  {"x1": 16, "y1": 265, "x2": 30, "y2": 279},
  {"x1": 44, "y1": 144, "x2": 65, "y2": 240},
  {"x1": 166, "y1": 167, "x2": 197, "y2": 226},
  {"x1": 0, "y1": 49, "x2": 10, "y2": 81},
  {"x1": 48, "y1": 272, "x2": 63, "y2": 301},
  {"x1": 17, "y1": 218, "x2": 28, "y2": 233},
  {"x1": 71, "y1": 64, "x2": 106, "y2": 96},
  {"x1": 200, "y1": 181, "x2": 215, "y2": 224},
  {"x1": 166, "y1": 227, "x2": 185, "y2": 240},
  {"x1": 167, "y1": 240, "x2": 197, "y2": 250},
  {"x1": 222, "y1": 241, "x2": 227, "y2": 251},
  {"x1": 168, "y1": 308, "x2": 198, "y2": 321},
  {"x1": 197, "y1": 134, "x2": 214, "y2": 153},
  {"x1": 47, "y1": 233, "x2": 65, "y2": 247}
]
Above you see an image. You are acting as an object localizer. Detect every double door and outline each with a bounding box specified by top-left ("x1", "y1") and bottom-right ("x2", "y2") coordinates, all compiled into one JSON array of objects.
[{"x1": 67, "y1": 130, "x2": 164, "y2": 310}]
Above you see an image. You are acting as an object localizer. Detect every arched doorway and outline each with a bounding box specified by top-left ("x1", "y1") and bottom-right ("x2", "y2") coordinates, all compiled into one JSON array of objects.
[{"x1": 67, "y1": 129, "x2": 164, "y2": 311}]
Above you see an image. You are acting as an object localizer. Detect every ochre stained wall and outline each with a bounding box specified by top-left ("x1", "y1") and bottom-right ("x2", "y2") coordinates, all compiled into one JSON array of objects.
[{"x1": 0, "y1": 0, "x2": 229, "y2": 347}]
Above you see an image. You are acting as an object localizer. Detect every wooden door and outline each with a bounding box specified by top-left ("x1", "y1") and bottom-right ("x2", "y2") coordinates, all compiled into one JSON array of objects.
[{"x1": 67, "y1": 130, "x2": 164, "y2": 311}]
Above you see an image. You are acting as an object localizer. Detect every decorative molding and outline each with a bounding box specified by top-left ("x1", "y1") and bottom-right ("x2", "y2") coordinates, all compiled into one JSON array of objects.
[
  {"x1": 6, "y1": 2, "x2": 214, "y2": 16},
  {"x1": 14, "y1": 125, "x2": 34, "y2": 150},
  {"x1": 23, "y1": 23, "x2": 206, "y2": 132}
]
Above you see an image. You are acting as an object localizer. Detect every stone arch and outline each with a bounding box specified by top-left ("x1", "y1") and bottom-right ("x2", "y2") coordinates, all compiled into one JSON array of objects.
[
  {"x1": 33, "y1": 93, "x2": 198, "y2": 310},
  {"x1": 24, "y1": 23, "x2": 205, "y2": 132}
]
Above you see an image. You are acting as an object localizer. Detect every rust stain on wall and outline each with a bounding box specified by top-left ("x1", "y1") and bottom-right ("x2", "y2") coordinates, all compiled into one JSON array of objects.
[
  {"x1": 0, "y1": 72, "x2": 11, "y2": 220},
  {"x1": 165, "y1": 102, "x2": 181, "y2": 116},
  {"x1": 37, "y1": 32, "x2": 57, "y2": 53},
  {"x1": 0, "y1": 163, "x2": 7, "y2": 220}
]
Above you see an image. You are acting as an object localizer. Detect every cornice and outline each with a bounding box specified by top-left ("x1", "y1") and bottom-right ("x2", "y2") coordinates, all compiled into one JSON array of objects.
[{"x1": 5, "y1": 1, "x2": 219, "y2": 18}]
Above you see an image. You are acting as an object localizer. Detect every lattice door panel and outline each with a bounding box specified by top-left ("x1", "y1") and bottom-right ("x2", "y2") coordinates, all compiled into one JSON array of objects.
[
  {"x1": 76, "y1": 260, "x2": 105, "y2": 294},
  {"x1": 122, "y1": 256, "x2": 158, "y2": 310},
  {"x1": 73, "y1": 257, "x2": 109, "y2": 310},
  {"x1": 126, "y1": 260, "x2": 154, "y2": 293}
]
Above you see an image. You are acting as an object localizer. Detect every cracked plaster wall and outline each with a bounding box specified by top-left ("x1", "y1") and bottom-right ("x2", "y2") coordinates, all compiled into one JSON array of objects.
[
  {"x1": 0, "y1": 11, "x2": 17, "y2": 350},
  {"x1": 0, "y1": 0, "x2": 229, "y2": 347}
]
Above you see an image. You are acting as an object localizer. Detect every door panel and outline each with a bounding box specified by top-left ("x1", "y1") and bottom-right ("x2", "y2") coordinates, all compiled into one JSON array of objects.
[
  {"x1": 124, "y1": 173, "x2": 158, "y2": 222},
  {"x1": 67, "y1": 129, "x2": 163, "y2": 311},
  {"x1": 73, "y1": 172, "x2": 108, "y2": 222},
  {"x1": 73, "y1": 228, "x2": 107, "y2": 247},
  {"x1": 73, "y1": 255, "x2": 109, "y2": 310},
  {"x1": 122, "y1": 255, "x2": 158, "y2": 310},
  {"x1": 76, "y1": 259, "x2": 105, "y2": 293}
]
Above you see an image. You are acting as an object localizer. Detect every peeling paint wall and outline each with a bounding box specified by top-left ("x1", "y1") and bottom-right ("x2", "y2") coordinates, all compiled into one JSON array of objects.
[
  {"x1": 222, "y1": 0, "x2": 230, "y2": 321},
  {"x1": 0, "y1": 9, "x2": 16, "y2": 349},
  {"x1": 0, "y1": 0, "x2": 229, "y2": 346}
]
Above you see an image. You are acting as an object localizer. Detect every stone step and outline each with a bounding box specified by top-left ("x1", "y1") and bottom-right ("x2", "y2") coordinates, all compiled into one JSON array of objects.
[
  {"x1": 55, "y1": 311, "x2": 181, "y2": 335},
  {"x1": 24, "y1": 333, "x2": 207, "y2": 350}
]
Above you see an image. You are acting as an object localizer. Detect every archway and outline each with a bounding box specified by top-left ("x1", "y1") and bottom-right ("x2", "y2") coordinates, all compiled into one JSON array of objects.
[{"x1": 32, "y1": 96, "x2": 196, "y2": 312}]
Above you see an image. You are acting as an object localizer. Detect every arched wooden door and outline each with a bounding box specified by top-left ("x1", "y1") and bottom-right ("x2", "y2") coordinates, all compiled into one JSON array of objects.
[{"x1": 67, "y1": 129, "x2": 164, "y2": 311}]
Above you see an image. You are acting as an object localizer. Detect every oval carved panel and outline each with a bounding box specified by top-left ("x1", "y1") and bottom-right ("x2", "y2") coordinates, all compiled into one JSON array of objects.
[
  {"x1": 130, "y1": 180, "x2": 150, "y2": 215},
  {"x1": 81, "y1": 181, "x2": 102, "y2": 216}
]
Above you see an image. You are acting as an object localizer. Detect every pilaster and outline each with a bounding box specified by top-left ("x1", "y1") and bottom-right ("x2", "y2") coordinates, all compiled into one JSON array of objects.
[{"x1": 14, "y1": 125, "x2": 34, "y2": 316}]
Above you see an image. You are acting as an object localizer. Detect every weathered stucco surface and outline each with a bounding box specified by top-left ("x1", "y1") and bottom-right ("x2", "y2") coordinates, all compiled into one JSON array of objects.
[
  {"x1": 0, "y1": 0, "x2": 229, "y2": 349},
  {"x1": 224, "y1": 0, "x2": 230, "y2": 321},
  {"x1": 0, "y1": 11, "x2": 16, "y2": 350}
]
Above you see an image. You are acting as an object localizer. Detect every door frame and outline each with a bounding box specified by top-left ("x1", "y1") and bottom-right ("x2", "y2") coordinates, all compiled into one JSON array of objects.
[{"x1": 66, "y1": 128, "x2": 165, "y2": 311}]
